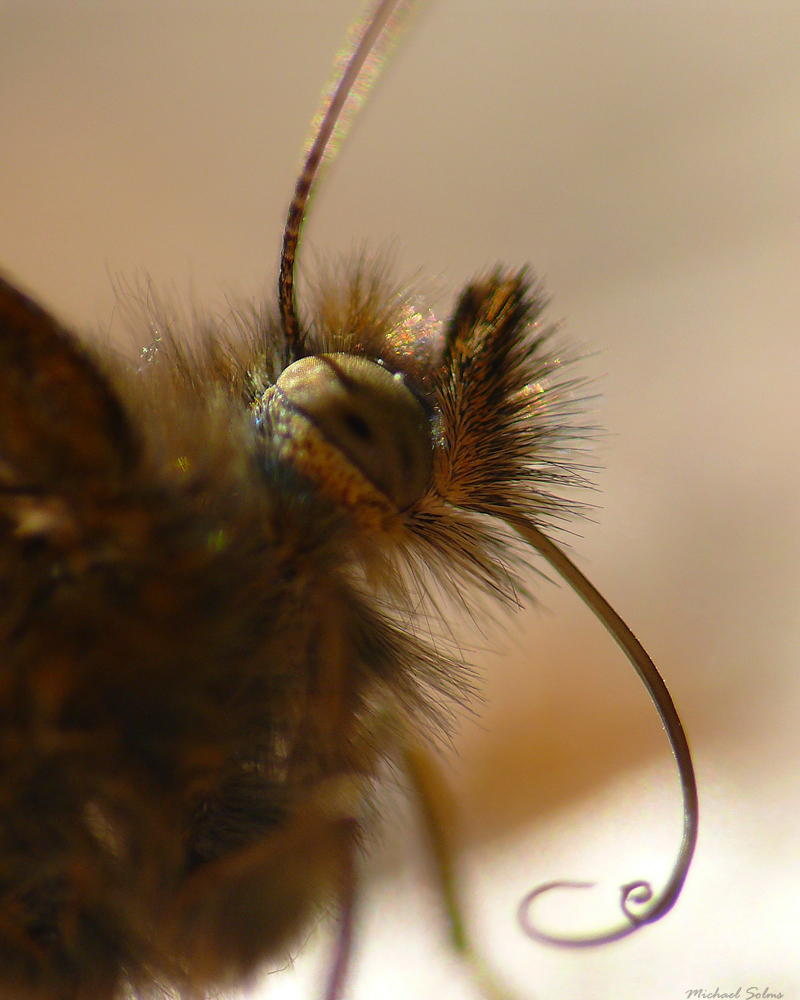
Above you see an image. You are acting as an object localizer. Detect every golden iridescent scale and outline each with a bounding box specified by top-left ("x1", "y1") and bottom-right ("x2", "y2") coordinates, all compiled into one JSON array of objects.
[{"x1": 0, "y1": 2, "x2": 696, "y2": 998}]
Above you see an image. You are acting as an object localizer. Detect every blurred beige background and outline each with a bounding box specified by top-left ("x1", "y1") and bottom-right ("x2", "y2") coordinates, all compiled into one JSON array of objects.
[{"x1": 2, "y1": 2, "x2": 799, "y2": 998}]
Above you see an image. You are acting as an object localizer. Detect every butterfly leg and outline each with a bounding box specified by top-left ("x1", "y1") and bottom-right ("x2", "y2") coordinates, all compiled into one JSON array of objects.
[{"x1": 404, "y1": 746, "x2": 525, "y2": 1000}]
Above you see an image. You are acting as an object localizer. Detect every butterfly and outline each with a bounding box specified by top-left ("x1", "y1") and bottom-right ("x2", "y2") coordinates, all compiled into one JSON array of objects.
[{"x1": 0, "y1": 2, "x2": 696, "y2": 998}]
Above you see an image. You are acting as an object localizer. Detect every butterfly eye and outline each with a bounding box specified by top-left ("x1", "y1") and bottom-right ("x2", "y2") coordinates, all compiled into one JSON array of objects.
[{"x1": 275, "y1": 353, "x2": 432, "y2": 511}]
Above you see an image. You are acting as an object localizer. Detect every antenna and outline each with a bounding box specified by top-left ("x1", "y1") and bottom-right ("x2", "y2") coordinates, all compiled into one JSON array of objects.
[{"x1": 278, "y1": 0, "x2": 414, "y2": 354}]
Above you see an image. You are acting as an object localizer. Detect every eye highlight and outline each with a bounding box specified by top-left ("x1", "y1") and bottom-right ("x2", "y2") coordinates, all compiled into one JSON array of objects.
[{"x1": 274, "y1": 353, "x2": 433, "y2": 512}]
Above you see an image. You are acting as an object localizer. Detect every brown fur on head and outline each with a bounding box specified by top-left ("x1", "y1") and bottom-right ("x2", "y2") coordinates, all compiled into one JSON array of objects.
[{"x1": 0, "y1": 258, "x2": 585, "y2": 998}]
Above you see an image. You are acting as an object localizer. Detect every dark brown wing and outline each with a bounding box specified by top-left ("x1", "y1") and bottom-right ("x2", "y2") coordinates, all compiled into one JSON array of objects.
[{"x1": 0, "y1": 274, "x2": 136, "y2": 489}]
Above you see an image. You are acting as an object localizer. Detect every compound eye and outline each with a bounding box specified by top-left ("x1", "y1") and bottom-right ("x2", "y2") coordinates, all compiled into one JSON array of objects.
[{"x1": 275, "y1": 354, "x2": 433, "y2": 512}]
